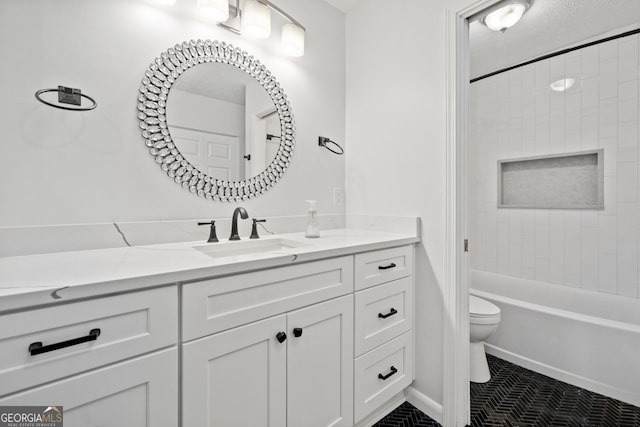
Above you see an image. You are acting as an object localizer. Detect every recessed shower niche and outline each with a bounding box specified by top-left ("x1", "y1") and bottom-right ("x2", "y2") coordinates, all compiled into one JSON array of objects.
[{"x1": 498, "y1": 150, "x2": 604, "y2": 209}]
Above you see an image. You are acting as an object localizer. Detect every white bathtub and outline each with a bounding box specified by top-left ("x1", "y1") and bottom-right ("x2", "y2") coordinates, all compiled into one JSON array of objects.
[{"x1": 470, "y1": 270, "x2": 640, "y2": 407}]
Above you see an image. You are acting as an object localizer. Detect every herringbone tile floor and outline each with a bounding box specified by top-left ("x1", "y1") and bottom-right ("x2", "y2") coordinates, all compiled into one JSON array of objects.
[{"x1": 374, "y1": 355, "x2": 640, "y2": 426}]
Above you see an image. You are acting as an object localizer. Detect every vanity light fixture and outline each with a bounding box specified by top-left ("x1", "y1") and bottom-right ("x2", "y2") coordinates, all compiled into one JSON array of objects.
[
  {"x1": 549, "y1": 78, "x2": 576, "y2": 92},
  {"x1": 197, "y1": 0, "x2": 230, "y2": 22},
  {"x1": 481, "y1": 0, "x2": 530, "y2": 32},
  {"x1": 218, "y1": 0, "x2": 306, "y2": 57},
  {"x1": 242, "y1": 0, "x2": 272, "y2": 39}
]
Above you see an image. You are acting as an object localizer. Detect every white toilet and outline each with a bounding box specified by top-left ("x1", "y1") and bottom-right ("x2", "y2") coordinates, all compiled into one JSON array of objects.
[{"x1": 469, "y1": 295, "x2": 501, "y2": 383}]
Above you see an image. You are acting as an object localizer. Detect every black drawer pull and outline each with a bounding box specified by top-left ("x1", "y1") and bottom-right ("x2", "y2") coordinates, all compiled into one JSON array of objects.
[
  {"x1": 378, "y1": 263, "x2": 397, "y2": 270},
  {"x1": 378, "y1": 308, "x2": 398, "y2": 319},
  {"x1": 29, "y1": 328, "x2": 101, "y2": 356},
  {"x1": 378, "y1": 366, "x2": 398, "y2": 381},
  {"x1": 276, "y1": 331, "x2": 287, "y2": 343},
  {"x1": 293, "y1": 327, "x2": 303, "y2": 337}
]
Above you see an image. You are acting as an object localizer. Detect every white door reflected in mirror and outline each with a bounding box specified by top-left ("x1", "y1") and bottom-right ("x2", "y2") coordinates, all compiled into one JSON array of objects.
[{"x1": 166, "y1": 62, "x2": 278, "y2": 181}]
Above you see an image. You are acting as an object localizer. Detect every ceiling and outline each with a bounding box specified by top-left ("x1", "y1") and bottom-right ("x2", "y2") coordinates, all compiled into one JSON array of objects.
[
  {"x1": 323, "y1": 0, "x2": 640, "y2": 79},
  {"x1": 469, "y1": 0, "x2": 640, "y2": 78}
]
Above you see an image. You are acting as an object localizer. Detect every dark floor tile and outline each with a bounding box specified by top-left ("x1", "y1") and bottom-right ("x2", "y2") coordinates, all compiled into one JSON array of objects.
[{"x1": 375, "y1": 355, "x2": 640, "y2": 427}]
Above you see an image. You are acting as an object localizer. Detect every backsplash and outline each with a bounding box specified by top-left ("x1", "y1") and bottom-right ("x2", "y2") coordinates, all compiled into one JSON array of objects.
[{"x1": 470, "y1": 24, "x2": 640, "y2": 299}]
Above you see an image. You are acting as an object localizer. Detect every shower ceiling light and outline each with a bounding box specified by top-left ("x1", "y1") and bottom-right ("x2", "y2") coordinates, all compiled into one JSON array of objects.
[
  {"x1": 482, "y1": 0, "x2": 530, "y2": 32},
  {"x1": 550, "y1": 78, "x2": 576, "y2": 92}
]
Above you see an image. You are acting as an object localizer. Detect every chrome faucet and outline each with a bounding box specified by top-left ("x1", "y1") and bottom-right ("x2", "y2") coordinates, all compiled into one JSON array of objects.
[{"x1": 229, "y1": 207, "x2": 249, "y2": 240}]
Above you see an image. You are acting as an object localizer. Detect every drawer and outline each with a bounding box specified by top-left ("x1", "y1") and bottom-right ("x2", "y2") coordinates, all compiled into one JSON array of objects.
[
  {"x1": 0, "y1": 286, "x2": 177, "y2": 397},
  {"x1": 354, "y1": 277, "x2": 413, "y2": 356},
  {"x1": 182, "y1": 256, "x2": 353, "y2": 341},
  {"x1": 354, "y1": 246, "x2": 413, "y2": 290},
  {"x1": 354, "y1": 331, "x2": 413, "y2": 423},
  {"x1": 0, "y1": 348, "x2": 177, "y2": 427}
]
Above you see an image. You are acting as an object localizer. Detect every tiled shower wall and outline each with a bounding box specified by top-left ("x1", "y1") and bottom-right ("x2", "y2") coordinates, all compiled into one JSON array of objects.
[{"x1": 470, "y1": 27, "x2": 640, "y2": 299}]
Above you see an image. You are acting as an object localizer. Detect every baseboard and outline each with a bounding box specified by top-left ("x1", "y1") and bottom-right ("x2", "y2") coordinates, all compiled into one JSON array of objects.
[
  {"x1": 355, "y1": 391, "x2": 406, "y2": 427},
  {"x1": 485, "y1": 344, "x2": 640, "y2": 407},
  {"x1": 405, "y1": 386, "x2": 443, "y2": 425}
]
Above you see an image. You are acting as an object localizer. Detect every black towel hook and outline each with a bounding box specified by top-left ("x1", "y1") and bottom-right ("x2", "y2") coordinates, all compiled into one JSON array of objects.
[{"x1": 318, "y1": 136, "x2": 344, "y2": 155}]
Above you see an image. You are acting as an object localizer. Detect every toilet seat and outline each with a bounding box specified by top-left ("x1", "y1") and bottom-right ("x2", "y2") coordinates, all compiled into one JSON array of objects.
[{"x1": 470, "y1": 295, "x2": 501, "y2": 324}]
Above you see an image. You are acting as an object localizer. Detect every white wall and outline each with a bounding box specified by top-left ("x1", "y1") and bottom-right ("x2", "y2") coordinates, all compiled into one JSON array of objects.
[
  {"x1": 470, "y1": 26, "x2": 640, "y2": 300},
  {"x1": 345, "y1": 0, "x2": 477, "y2": 409},
  {"x1": 0, "y1": 0, "x2": 345, "y2": 226}
]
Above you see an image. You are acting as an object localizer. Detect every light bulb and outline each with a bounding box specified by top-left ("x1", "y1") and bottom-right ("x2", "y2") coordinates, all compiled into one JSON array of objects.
[
  {"x1": 197, "y1": 0, "x2": 229, "y2": 22},
  {"x1": 281, "y1": 23, "x2": 305, "y2": 57},
  {"x1": 550, "y1": 78, "x2": 576, "y2": 92},
  {"x1": 483, "y1": 2, "x2": 527, "y2": 32},
  {"x1": 243, "y1": 0, "x2": 271, "y2": 39}
]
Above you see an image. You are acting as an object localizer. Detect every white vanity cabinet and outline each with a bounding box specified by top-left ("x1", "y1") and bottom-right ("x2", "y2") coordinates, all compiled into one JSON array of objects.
[
  {"x1": 183, "y1": 296, "x2": 353, "y2": 427},
  {"x1": 0, "y1": 286, "x2": 179, "y2": 426},
  {"x1": 182, "y1": 256, "x2": 354, "y2": 427},
  {"x1": 353, "y1": 246, "x2": 415, "y2": 423},
  {"x1": 0, "y1": 237, "x2": 416, "y2": 427},
  {"x1": 182, "y1": 245, "x2": 415, "y2": 427}
]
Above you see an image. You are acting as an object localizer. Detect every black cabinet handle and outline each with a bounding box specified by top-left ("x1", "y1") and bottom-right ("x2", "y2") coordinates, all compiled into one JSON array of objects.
[
  {"x1": 378, "y1": 263, "x2": 397, "y2": 270},
  {"x1": 378, "y1": 308, "x2": 398, "y2": 319},
  {"x1": 29, "y1": 328, "x2": 101, "y2": 356},
  {"x1": 276, "y1": 331, "x2": 287, "y2": 343},
  {"x1": 293, "y1": 327, "x2": 303, "y2": 337},
  {"x1": 378, "y1": 366, "x2": 398, "y2": 381}
]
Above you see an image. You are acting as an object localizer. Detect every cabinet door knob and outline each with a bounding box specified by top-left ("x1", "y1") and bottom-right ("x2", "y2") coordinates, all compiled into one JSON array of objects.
[
  {"x1": 293, "y1": 327, "x2": 303, "y2": 337},
  {"x1": 378, "y1": 308, "x2": 398, "y2": 319},
  {"x1": 276, "y1": 331, "x2": 287, "y2": 343}
]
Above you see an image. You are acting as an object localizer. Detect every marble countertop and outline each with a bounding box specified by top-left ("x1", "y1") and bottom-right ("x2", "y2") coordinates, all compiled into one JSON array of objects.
[{"x1": 0, "y1": 228, "x2": 419, "y2": 313}]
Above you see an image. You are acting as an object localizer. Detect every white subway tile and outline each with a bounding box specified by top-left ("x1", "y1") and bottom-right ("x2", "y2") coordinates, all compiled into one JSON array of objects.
[
  {"x1": 581, "y1": 227, "x2": 599, "y2": 291},
  {"x1": 598, "y1": 253, "x2": 618, "y2": 294},
  {"x1": 549, "y1": 55, "x2": 565, "y2": 81},
  {"x1": 618, "y1": 97, "x2": 638, "y2": 124},
  {"x1": 617, "y1": 239, "x2": 638, "y2": 297},
  {"x1": 581, "y1": 77, "x2": 599, "y2": 114},
  {"x1": 536, "y1": 224, "x2": 550, "y2": 258},
  {"x1": 509, "y1": 243, "x2": 523, "y2": 278},
  {"x1": 603, "y1": 176, "x2": 618, "y2": 215},
  {"x1": 617, "y1": 163, "x2": 638, "y2": 202},
  {"x1": 599, "y1": 59, "x2": 618, "y2": 100},
  {"x1": 523, "y1": 233, "x2": 535, "y2": 267},
  {"x1": 497, "y1": 222, "x2": 510, "y2": 274},
  {"x1": 618, "y1": 37, "x2": 639, "y2": 82},
  {"x1": 581, "y1": 45, "x2": 599, "y2": 78},
  {"x1": 600, "y1": 141, "x2": 618, "y2": 178},
  {"x1": 564, "y1": 211, "x2": 581, "y2": 238},
  {"x1": 536, "y1": 59, "x2": 550, "y2": 89},
  {"x1": 617, "y1": 203, "x2": 637, "y2": 241},
  {"x1": 598, "y1": 214, "x2": 617, "y2": 254},
  {"x1": 565, "y1": 237, "x2": 582, "y2": 287},
  {"x1": 535, "y1": 122, "x2": 550, "y2": 154},
  {"x1": 522, "y1": 210, "x2": 535, "y2": 235},
  {"x1": 535, "y1": 257, "x2": 550, "y2": 282},
  {"x1": 618, "y1": 121, "x2": 638, "y2": 162},
  {"x1": 598, "y1": 98, "x2": 618, "y2": 139},
  {"x1": 581, "y1": 113, "x2": 598, "y2": 150},
  {"x1": 549, "y1": 212, "x2": 565, "y2": 284}
]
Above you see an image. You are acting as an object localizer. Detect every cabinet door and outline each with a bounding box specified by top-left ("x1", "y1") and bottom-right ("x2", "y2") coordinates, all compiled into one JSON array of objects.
[
  {"x1": 287, "y1": 295, "x2": 354, "y2": 427},
  {"x1": 182, "y1": 315, "x2": 287, "y2": 427},
  {"x1": 0, "y1": 348, "x2": 177, "y2": 427}
]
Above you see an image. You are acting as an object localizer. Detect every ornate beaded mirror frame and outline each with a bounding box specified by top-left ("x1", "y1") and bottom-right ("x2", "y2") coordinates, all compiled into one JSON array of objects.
[{"x1": 137, "y1": 40, "x2": 295, "y2": 202}]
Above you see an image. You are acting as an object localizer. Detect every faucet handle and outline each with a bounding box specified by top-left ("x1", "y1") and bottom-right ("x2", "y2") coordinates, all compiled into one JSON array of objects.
[
  {"x1": 197, "y1": 220, "x2": 219, "y2": 243},
  {"x1": 250, "y1": 218, "x2": 267, "y2": 239}
]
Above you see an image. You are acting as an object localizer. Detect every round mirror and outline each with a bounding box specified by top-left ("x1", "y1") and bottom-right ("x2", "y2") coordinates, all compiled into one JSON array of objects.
[{"x1": 137, "y1": 40, "x2": 295, "y2": 202}]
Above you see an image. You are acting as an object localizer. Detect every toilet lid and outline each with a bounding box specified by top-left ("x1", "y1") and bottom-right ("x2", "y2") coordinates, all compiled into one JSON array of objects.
[{"x1": 470, "y1": 295, "x2": 500, "y2": 317}]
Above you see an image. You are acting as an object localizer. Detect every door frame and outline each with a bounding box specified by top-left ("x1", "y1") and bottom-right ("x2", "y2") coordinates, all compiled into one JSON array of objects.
[{"x1": 443, "y1": 1, "x2": 502, "y2": 426}]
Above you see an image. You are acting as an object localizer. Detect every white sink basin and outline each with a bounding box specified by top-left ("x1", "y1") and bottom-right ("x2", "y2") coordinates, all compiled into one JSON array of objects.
[{"x1": 193, "y1": 238, "x2": 309, "y2": 259}]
